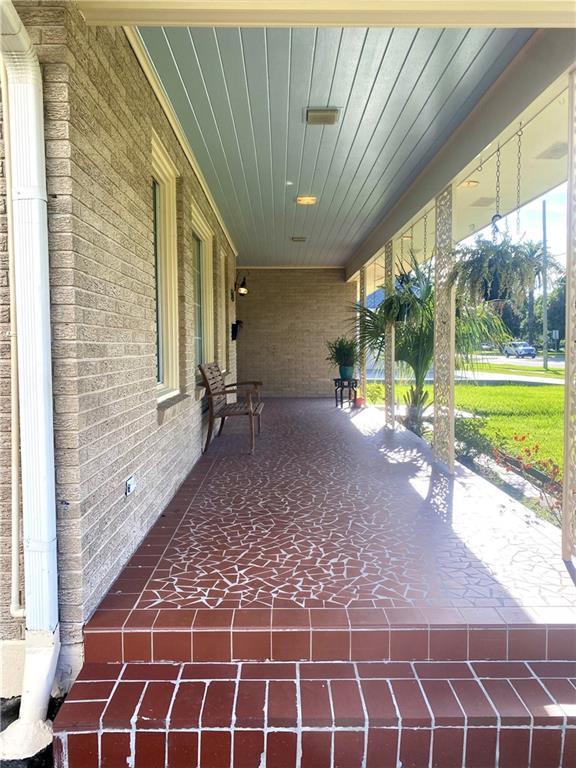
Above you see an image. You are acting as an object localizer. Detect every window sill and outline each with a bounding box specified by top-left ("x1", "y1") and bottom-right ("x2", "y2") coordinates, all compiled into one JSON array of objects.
[{"x1": 157, "y1": 392, "x2": 190, "y2": 411}]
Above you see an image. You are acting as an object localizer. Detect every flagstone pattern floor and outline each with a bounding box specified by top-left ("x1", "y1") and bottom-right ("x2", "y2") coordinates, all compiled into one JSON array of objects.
[{"x1": 54, "y1": 400, "x2": 576, "y2": 767}]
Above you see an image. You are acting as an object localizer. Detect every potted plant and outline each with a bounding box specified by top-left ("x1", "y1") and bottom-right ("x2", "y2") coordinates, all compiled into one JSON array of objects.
[{"x1": 326, "y1": 336, "x2": 358, "y2": 380}]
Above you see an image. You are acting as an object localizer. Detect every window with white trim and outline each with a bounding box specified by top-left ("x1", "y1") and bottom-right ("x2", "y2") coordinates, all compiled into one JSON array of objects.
[
  {"x1": 151, "y1": 135, "x2": 179, "y2": 402},
  {"x1": 191, "y1": 202, "x2": 214, "y2": 373},
  {"x1": 218, "y1": 250, "x2": 228, "y2": 371}
]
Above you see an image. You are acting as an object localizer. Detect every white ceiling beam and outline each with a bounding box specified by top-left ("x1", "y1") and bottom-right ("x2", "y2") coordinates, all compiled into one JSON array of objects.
[
  {"x1": 345, "y1": 28, "x2": 576, "y2": 280},
  {"x1": 77, "y1": 1, "x2": 576, "y2": 28}
]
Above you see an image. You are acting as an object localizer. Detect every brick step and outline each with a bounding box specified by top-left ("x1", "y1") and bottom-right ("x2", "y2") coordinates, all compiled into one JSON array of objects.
[
  {"x1": 84, "y1": 607, "x2": 576, "y2": 664},
  {"x1": 53, "y1": 660, "x2": 576, "y2": 767}
]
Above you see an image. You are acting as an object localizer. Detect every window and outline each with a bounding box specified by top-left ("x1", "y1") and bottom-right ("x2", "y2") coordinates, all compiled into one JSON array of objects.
[
  {"x1": 151, "y1": 135, "x2": 179, "y2": 402},
  {"x1": 191, "y1": 202, "x2": 214, "y2": 373},
  {"x1": 218, "y1": 250, "x2": 228, "y2": 371},
  {"x1": 192, "y1": 235, "x2": 203, "y2": 365}
]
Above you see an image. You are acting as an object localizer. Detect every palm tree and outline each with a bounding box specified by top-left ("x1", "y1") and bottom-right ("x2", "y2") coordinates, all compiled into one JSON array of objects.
[{"x1": 357, "y1": 255, "x2": 508, "y2": 435}]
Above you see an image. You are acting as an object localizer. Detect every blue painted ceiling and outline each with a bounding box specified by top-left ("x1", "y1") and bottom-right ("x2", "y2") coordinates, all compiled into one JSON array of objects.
[{"x1": 138, "y1": 26, "x2": 534, "y2": 266}]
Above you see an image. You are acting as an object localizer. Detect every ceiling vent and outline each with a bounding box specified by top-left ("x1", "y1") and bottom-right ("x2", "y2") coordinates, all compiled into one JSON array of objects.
[
  {"x1": 305, "y1": 107, "x2": 340, "y2": 125},
  {"x1": 536, "y1": 141, "x2": 568, "y2": 160},
  {"x1": 470, "y1": 196, "x2": 496, "y2": 208},
  {"x1": 291, "y1": 236, "x2": 307, "y2": 242}
]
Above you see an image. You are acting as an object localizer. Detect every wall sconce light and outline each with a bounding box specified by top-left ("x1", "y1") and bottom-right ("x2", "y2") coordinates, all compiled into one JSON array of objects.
[{"x1": 231, "y1": 275, "x2": 249, "y2": 301}]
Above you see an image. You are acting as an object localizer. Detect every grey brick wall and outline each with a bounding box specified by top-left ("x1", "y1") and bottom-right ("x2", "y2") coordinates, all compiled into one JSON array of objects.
[
  {"x1": 236, "y1": 269, "x2": 357, "y2": 398},
  {"x1": 0, "y1": 1, "x2": 236, "y2": 650}
]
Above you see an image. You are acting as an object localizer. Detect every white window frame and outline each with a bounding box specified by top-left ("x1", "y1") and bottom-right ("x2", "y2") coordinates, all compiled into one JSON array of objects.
[
  {"x1": 151, "y1": 134, "x2": 180, "y2": 403},
  {"x1": 218, "y1": 249, "x2": 229, "y2": 372},
  {"x1": 191, "y1": 201, "x2": 215, "y2": 370}
]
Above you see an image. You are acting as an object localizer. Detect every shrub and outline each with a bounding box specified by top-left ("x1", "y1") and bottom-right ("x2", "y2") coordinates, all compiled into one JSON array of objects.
[
  {"x1": 366, "y1": 382, "x2": 385, "y2": 404},
  {"x1": 454, "y1": 416, "x2": 492, "y2": 462}
]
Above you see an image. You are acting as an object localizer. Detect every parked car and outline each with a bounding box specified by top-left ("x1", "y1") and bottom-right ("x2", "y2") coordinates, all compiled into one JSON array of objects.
[{"x1": 503, "y1": 341, "x2": 536, "y2": 358}]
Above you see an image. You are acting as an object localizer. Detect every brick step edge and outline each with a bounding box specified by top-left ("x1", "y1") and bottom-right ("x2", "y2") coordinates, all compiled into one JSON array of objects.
[
  {"x1": 83, "y1": 624, "x2": 576, "y2": 664},
  {"x1": 53, "y1": 661, "x2": 576, "y2": 768}
]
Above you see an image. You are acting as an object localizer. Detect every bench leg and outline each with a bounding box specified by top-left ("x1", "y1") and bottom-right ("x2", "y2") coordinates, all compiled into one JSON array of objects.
[
  {"x1": 257, "y1": 411, "x2": 262, "y2": 434},
  {"x1": 250, "y1": 414, "x2": 255, "y2": 454},
  {"x1": 218, "y1": 417, "x2": 226, "y2": 436},
  {"x1": 204, "y1": 415, "x2": 214, "y2": 453}
]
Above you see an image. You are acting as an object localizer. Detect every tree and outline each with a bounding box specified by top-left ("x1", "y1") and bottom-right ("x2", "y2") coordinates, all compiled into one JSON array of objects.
[{"x1": 356, "y1": 255, "x2": 508, "y2": 435}]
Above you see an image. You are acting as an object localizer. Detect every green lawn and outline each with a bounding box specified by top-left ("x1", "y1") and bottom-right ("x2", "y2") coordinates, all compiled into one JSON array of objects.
[{"x1": 368, "y1": 381, "x2": 564, "y2": 470}]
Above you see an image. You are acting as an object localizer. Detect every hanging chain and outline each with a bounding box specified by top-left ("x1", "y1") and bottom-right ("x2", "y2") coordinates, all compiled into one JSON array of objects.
[
  {"x1": 495, "y1": 143, "x2": 501, "y2": 215},
  {"x1": 400, "y1": 233, "x2": 404, "y2": 261},
  {"x1": 423, "y1": 211, "x2": 428, "y2": 260},
  {"x1": 492, "y1": 144, "x2": 502, "y2": 241},
  {"x1": 516, "y1": 123, "x2": 523, "y2": 236}
]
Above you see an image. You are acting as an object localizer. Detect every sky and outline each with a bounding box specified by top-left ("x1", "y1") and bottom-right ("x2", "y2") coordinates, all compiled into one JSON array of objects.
[{"x1": 460, "y1": 182, "x2": 567, "y2": 265}]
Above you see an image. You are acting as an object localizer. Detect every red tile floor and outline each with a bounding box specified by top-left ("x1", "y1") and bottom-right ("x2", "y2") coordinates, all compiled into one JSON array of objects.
[{"x1": 54, "y1": 400, "x2": 576, "y2": 767}]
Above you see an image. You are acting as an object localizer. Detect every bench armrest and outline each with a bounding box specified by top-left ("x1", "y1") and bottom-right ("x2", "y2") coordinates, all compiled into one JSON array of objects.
[{"x1": 224, "y1": 381, "x2": 262, "y2": 389}]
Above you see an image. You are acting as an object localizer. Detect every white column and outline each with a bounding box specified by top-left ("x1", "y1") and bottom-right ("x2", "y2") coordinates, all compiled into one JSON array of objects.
[
  {"x1": 384, "y1": 241, "x2": 395, "y2": 428},
  {"x1": 563, "y1": 68, "x2": 576, "y2": 561},
  {"x1": 433, "y1": 185, "x2": 455, "y2": 472},
  {"x1": 359, "y1": 265, "x2": 367, "y2": 401}
]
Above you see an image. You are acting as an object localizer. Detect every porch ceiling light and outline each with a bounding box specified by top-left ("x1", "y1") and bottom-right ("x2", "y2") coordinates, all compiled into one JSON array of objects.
[
  {"x1": 296, "y1": 195, "x2": 317, "y2": 205},
  {"x1": 231, "y1": 275, "x2": 249, "y2": 301},
  {"x1": 459, "y1": 179, "x2": 480, "y2": 188}
]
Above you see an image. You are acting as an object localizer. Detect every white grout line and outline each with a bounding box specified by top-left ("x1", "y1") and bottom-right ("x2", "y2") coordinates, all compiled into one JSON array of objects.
[
  {"x1": 230, "y1": 662, "x2": 242, "y2": 768},
  {"x1": 164, "y1": 665, "x2": 185, "y2": 768},
  {"x1": 295, "y1": 662, "x2": 303, "y2": 767},
  {"x1": 353, "y1": 661, "x2": 370, "y2": 768}
]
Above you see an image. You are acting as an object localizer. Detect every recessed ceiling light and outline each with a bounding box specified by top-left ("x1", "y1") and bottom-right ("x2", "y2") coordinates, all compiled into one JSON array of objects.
[
  {"x1": 460, "y1": 179, "x2": 480, "y2": 188},
  {"x1": 291, "y1": 236, "x2": 307, "y2": 242},
  {"x1": 296, "y1": 195, "x2": 317, "y2": 205},
  {"x1": 286, "y1": 180, "x2": 294, "y2": 186},
  {"x1": 305, "y1": 107, "x2": 340, "y2": 125}
]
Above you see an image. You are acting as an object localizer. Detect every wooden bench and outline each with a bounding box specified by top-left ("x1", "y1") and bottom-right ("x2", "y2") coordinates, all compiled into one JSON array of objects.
[{"x1": 198, "y1": 362, "x2": 263, "y2": 454}]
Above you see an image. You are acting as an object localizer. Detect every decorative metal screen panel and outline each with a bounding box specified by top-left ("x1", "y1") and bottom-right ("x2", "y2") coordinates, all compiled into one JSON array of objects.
[
  {"x1": 359, "y1": 266, "x2": 367, "y2": 400},
  {"x1": 384, "y1": 241, "x2": 395, "y2": 428},
  {"x1": 563, "y1": 70, "x2": 576, "y2": 561},
  {"x1": 433, "y1": 185, "x2": 455, "y2": 471}
]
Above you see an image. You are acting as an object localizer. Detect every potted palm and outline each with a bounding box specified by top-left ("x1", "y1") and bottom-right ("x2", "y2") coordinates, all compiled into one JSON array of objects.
[{"x1": 326, "y1": 336, "x2": 358, "y2": 380}]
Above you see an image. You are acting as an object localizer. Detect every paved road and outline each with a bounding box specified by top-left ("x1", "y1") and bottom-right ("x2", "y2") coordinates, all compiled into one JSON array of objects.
[{"x1": 476, "y1": 354, "x2": 564, "y2": 369}]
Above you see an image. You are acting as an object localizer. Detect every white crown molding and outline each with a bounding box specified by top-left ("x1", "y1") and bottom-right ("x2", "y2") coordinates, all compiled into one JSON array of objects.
[
  {"x1": 124, "y1": 26, "x2": 238, "y2": 257},
  {"x1": 79, "y1": 1, "x2": 576, "y2": 28}
]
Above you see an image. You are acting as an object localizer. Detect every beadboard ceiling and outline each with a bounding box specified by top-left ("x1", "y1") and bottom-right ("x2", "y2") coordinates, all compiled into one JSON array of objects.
[{"x1": 137, "y1": 26, "x2": 534, "y2": 266}]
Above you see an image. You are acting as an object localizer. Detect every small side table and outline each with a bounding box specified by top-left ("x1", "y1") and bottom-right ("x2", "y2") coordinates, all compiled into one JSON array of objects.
[{"x1": 334, "y1": 378, "x2": 359, "y2": 408}]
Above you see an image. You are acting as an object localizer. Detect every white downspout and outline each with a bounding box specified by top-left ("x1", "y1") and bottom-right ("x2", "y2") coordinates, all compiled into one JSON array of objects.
[
  {"x1": 1, "y1": 58, "x2": 25, "y2": 622},
  {"x1": 0, "y1": 0, "x2": 60, "y2": 760}
]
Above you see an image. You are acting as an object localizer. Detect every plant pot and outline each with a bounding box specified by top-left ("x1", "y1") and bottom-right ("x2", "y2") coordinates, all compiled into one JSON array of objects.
[{"x1": 339, "y1": 365, "x2": 354, "y2": 380}]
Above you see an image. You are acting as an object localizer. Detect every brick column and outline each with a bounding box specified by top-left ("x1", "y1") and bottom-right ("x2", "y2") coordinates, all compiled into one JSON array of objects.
[
  {"x1": 384, "y1": 241, "x2": 395, "y2": 428},
  {"x1": 433, "y1": 185, "x2": 455, "y2": 472},
  {"x1": 563, "y1": 68, "x2": 576, "y2": 561}
]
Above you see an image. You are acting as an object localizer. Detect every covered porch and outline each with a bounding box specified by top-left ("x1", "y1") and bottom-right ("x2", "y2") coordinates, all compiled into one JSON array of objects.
[{"x1": 54, "y1": 399, "x2": 576, "y2": 767}]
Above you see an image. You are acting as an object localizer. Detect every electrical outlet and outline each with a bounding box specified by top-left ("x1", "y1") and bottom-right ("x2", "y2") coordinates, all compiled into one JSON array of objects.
[{"x1": 125, "y1": 475, "x2": 136, "y2": 496}]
